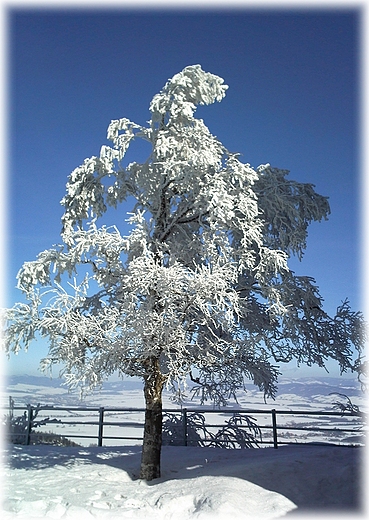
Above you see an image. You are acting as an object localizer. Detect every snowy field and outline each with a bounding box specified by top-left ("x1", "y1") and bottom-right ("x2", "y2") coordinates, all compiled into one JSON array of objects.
[
  {"x1": 1, "y1": 375, "x2": 367, "y2": 518},
  {"x1": 1, "y1": 375, "x2": 366, "y2": 448},
  {"x1": 1, "y1": 443, "x2": 364, "y2": 519}
]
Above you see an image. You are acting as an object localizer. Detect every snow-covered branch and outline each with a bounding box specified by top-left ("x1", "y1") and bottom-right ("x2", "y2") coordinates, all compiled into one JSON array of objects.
[{"x1": 2, "y1": 65, "x2": 365, "y2": 405}]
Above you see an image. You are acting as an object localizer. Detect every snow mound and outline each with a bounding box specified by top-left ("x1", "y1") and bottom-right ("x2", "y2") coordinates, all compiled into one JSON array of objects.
[{"x1": 2, "y1": 444, "x2": 363, "y2": 519}]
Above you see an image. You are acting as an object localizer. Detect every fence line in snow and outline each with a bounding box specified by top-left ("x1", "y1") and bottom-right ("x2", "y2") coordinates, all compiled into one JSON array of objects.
[{"x1": 4, "y1": 399, "x2": 366, "y2": 449}]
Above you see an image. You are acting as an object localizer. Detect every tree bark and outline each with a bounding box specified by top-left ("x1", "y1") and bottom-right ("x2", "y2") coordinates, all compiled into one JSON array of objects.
[{"x1": 140, "y1": 357, "x2": 165, "y2": 481}]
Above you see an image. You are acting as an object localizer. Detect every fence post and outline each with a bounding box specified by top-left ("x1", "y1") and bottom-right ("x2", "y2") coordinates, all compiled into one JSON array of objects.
[
  {"x1": 25, "y1": 404, "x2": 33, "y2": 446},
  {"x1": 9, "y1": 396, "x2": 14, "y2": 420},
  {"x1": 182, "y1": 408, "x2": 188, "y2": 446},
  {"x1": 271, "y1": 409, "x2": 278, "y2": 449},
  {"x1": 98, "y1": 407, "x2": 104, "y2": 447}
]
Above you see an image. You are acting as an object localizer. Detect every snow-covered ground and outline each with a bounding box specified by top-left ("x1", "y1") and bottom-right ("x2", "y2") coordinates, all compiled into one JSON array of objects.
[
  {"x1": 3, "y1": 375, "x2": 365, "y2": 410},
  {"x1": 2, "y1": 375, "x2": 366, "y2": 448},
  {"x1": 2, "y1": 443, "x2": 364, "y2": 519},
  {"x1": 1, "y1": 375, "x2": 366, "y2": 518}
]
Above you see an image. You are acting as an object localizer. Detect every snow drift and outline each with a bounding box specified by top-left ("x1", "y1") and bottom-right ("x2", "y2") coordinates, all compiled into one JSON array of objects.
[{"x1": 2, "y1": 443, "x2": 363, "y2": 519}]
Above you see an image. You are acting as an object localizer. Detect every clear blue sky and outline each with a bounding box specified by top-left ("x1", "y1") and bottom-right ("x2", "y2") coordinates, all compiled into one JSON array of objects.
[{"x1": 4, "y1": 6, "x2": 363, "y2": 379}]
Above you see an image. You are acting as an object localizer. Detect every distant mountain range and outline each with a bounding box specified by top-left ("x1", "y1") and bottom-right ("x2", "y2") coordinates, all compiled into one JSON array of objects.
[
  {"x1": 3, "y1": 373, "x2": 364, "y2": 401},
  {"x1": 4, "y1": 374, "x2": 142, "y2": 390}
]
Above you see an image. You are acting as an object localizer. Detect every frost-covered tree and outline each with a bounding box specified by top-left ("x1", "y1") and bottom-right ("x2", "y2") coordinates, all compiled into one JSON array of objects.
[{"x1": 2, "y1": 65, "x2": 366, "y2": 480}]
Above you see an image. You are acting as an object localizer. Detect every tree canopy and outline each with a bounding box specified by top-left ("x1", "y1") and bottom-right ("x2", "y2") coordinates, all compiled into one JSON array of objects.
[{"x1": 3, "y1": 65, "x2": 366, "y2": 406}]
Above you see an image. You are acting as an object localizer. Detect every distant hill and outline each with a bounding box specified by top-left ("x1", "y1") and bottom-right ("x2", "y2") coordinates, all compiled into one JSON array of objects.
[
  {"x1": 2, "y1": 373, "x2": 364, "y2": 406},
  {"x1": 275, "y1": 376, "x2": 363, "y2": 399},
  {"x1": 5, "y1": 374, "x2": 143, "y2": 391}
]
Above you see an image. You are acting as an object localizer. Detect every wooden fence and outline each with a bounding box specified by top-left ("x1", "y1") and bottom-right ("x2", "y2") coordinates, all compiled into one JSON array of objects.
[{"x1": 4, "y1": 401, "x2": 366, "y2": 449}]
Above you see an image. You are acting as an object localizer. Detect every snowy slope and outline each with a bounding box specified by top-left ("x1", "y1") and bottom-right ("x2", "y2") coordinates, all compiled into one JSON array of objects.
[
  {"x1": 2, "y1": 375, "x2": 365, "y2": 448},
  {"x1": 1, "y1": 375, "x2": 366, "y2": 519},
  {"x1": 2, "y1": 443, "x2": 363, "y2": 519},
  {"x1": 2, "y1": 375, "x2": 366, "y2": 416}
]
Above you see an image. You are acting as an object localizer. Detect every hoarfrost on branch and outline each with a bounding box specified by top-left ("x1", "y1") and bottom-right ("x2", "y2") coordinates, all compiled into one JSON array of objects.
[{"x1": 2, "y1": 65, "x2": 366, "y2": 405}]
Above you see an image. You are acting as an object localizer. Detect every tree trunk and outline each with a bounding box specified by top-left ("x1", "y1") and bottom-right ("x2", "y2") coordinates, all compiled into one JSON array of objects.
[{"x1": 140, "y1": 357, "x2": 165, "y2": 481}]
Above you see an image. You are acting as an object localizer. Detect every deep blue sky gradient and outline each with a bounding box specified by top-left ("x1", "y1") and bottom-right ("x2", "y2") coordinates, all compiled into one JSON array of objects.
[{"x1": 5, "y1": 7, "x2": 363, "y2": 378}]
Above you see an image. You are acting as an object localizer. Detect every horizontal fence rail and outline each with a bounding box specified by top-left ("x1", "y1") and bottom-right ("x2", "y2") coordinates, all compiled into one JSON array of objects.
[{"x1": 3, "y1": 401, "x2": 366, "y2": 449}]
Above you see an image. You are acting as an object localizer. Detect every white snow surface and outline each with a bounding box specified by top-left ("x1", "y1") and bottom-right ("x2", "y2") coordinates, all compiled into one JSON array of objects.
[
  {"x1": 1, "y1": 443, "x2": 364, "y2": 519},
  {"x1": 2, "y1": 375, "x2": 366, "y2": 518}
]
